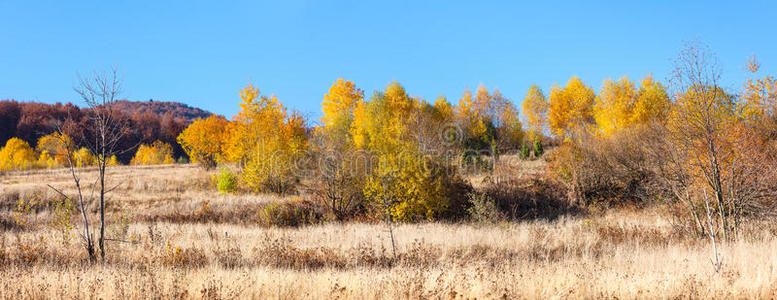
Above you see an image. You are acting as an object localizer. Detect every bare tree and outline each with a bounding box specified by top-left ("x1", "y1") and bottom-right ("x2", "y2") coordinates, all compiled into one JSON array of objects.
[
  {"x1": 47, "y1": 68, "x2": 129, "y2": 262},
  {"x1": 375, "y1": 170, "x2": 399, "y2": 261},
  {"x1": 76, "y1": 67, "x2": 131, "y2": 261},
  {"x1": 47, "y1": 129, "x2": 97, "y2": 261},
  {"x1": 703, "y1": 190, "x2": 723, "y2": 273}
]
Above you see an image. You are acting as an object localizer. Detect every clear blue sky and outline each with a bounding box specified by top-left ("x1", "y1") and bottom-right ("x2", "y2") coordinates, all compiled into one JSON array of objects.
[{"x1": 1, "y1": 1, "x2": 776, "y2": 123}]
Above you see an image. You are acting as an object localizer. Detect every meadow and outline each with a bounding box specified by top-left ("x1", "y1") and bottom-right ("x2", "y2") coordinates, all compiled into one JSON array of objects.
[
  {"x1": 1, "y1": 43, "x2": 776, "y2": 299},
  {"x1": 2, "y1": 161, "x2": 776, "y2": 299}
]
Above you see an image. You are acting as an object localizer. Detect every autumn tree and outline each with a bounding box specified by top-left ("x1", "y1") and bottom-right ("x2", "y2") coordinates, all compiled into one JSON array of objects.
[
  {"x1": 455, "y1": 85, "x2": 496, "y2": 150},
  {"x1": 632, "y1": 75, "x2": 671, "y2": 124},
  {"x1": 490, "y1": 89, "x2": 524, "y2": 151},
  {"x1": 321, "y1": 78, "x2": 364, "y2": 141},
  {"x1": 311, "y1": 79, "x2": 368, "y2": 220},
  {"x1": 593, "y1": 75, "x2": 671, "y2": 136},
  {"x1": 742, "y1": 54, "x2": 777, "y2": 138},
  {"x1": 352, "y1": 82, "x2": 466, "y2": 221},
  {"x1": 74, "y1": 147, "x2": 97, "y2": 167},
  {"x1": 522, "y1": 84, "x2": 549, "y2": 141},
  {"x1": 653, "y1": 43, "x2": 777, "y2": 241},
  {"x1": 223, "y1": 84, "x2": 308, "y2": 193},
  {"x1": 36, "y1": 132, "x2": 74, "y2": 167},
  {"x1": 177, "y1": 115, "x2": 229, "y2": 168},
  {"x1": 411, "y1": 96, "x2": 456, "y2": 153},
  {"x1": 548, "y1": 76, "x2": 596, "y2": 137},
  {"x1": 130, "y1": 141, "x2": 175, "y2": 165},
  {"x1": 0, "y1": 137, "x2": 35, "y2": 171},
  {"x1": 593, "y1": 76, "x2": 638, "y2": 136}
]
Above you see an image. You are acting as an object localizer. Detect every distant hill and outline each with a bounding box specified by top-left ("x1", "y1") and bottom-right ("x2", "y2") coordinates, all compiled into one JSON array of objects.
[
  {"x1": 113, "y1": 100, "x2": 213, "y2": 122},
  {"x1": 0, "y1": 99, "x2": 214, "y2": 163}
]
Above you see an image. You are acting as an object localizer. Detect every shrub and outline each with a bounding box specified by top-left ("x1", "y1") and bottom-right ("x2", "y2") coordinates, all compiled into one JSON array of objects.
[
  {"x1": 520, "y1": 144, "x2": 530, "y2": 159},
  {"x1": 37, "y1": 150, "x2": 58, "y2": 169},
  {"x1": 364, "y1": 152, "x2": 471, "y2": 222},
  {"x1": 49, "y1": 197, "x2": 75, "y2": 245},
  {"x1": 310, "y1": 154, "x2": 365, "y2": 221},
  {"x1": 466, "y1": 192, "x2": 503, "y2": 224},
  {"x1": 533, "y1": 140, "x2": 544, "y2": 157},
  {"x1": 258, "y1": 198, "x2": 321, "y2": 227},
  {"x1": 161, "y1": 243, "x2": 208, "y2": 267},
  {"x1": 481, "y1": 176, "x2": 574, "y2": 220},
  {"x1": 216, "y1": 168, "x2": 237, "y2": 194},
  {"x1": 546, "y1": 127, "x2": 658, "y2": 207}
]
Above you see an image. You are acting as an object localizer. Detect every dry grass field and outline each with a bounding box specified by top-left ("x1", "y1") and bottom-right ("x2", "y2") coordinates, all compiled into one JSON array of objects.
[{"x1": 2, "y1": 163, "x2": 777, "y2": 299}]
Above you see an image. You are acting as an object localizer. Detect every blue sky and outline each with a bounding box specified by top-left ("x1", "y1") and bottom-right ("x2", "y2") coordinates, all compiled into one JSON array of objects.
[{"x1": 1, "y1": 1, "x2": 775, "y2": 123}]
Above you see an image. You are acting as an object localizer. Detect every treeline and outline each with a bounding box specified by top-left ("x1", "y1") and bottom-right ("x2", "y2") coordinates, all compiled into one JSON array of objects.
[
  {"x1": 0, "y1": 100, "x2": 212, "y2": 164},
  {"x1": 176, "y1": 45, "x2": 777, "y2": 232},
  {"x1": 177, "y1": 80, "x2": 535, "y2": 222}
]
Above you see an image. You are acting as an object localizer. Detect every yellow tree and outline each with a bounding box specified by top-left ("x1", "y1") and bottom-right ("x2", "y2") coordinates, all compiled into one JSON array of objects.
[
  {"x1": 741, "y1": 55, "x2": 777, "y2": 129},
  {"x1": 177, "y1": 115, "x2": 229, "y2": 168},
  {"x1": 0, "y1": 137, "x2": 35, "y2": 171},
  {"x1": 455, "y1": 86, "x2": 493, "y2": 148},
  {"x1": 632, "y1": 75, "x2": 671, "y2": 124},
  {"x1": 474, "y1": 84, "x2": 492, "y2": 116},
  {"x1": 521, "y1": 84, "x2": 548, "y2": 141},
  {"x1": 593, "y1": 75, "x2": 670, "y2": 136},
  {"x1": 490, "y1": 89, "x2": 523, "y2": 150},
  {"x1": 432, "y1": 95, "x2": 454, "y2": 123},
  {"x1": 455, "y1": 88, "x2": 476, "y2": 124},
  {"x1": 548, "y1": 76, "x2": 595, "y2": 137},
  {"x1": 130, "y1": 141, "x2": 175, "y2": 165},
  {"x1": 593, "y1": 76, "x2": 637, "y2": 136},
  {"x1": 223, "y1": 83, "x2": 308, "y2": 193},
  {"x1": 36, "y1": 132, "x2": 74, "y2": 167},
  {"x1": 321, "y1": 78, "x2": 364, "y2": 139},
  {"x1": 352, "y1": 82, "x2": 456, "y2": 221},
  {"x1": 74, "y1": 148, "x2": 97, "y2": 167},
  {"x1": 222, "y1": 84, "x2": 266, "y2": 164}
]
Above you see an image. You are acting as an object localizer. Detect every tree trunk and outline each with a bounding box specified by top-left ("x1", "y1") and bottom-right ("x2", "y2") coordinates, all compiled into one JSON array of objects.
[{"x1": 98, "y1": 163, "x2": 106, "y2": 261}]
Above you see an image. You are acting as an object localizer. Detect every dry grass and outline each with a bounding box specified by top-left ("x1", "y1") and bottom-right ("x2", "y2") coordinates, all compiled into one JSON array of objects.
[{"x1": 1, "y1": 164, "x2": 776, "y2": 299}]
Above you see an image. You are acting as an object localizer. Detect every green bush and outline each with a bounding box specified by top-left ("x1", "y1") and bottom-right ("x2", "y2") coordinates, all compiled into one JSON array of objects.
[
  {"x1": 533, "y1": 140, "x2": 544, "y2": 158},
  {"x1": 216, "y1": 168, "x2": 237, "y2": 194},
  {"x1": 466, "y1": 192, "x2": 503, "y2": 224},
  {"x1": 520, "y1": 144, "x2": 530, "y2": 159}
]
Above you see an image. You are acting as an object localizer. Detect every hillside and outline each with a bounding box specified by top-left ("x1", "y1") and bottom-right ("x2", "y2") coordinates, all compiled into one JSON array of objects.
[
  {"x1": 0, "y1": 99, "x2": 213, "y2": 162},
  {"x1": 113, "y1": 99, "x2": 213, "y2": 122}
]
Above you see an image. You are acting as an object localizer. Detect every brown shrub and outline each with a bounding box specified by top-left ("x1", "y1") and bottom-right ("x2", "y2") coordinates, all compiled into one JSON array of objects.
[
  {"x1": 160, "y1": 243, "x2": 208, "y2": 267},
  {"x1": 547, "y1": 126, "x2": 660, "y2": 207},
  {"x1": 212, "y1": 244, "x2": 244, "y2": 269},
  {"x1": 480, "y1": 175, "x2": 574, "y2": 221},
  {"x1": 257, "y1": 198, "x2": 322, "y2": 227},
  {"x1": 252, "y1": 234, "x2": 347, "y2": 270}
]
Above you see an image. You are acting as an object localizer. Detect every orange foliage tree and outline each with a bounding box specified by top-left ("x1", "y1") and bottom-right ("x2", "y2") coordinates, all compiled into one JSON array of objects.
[{"x1": 177, "y1": 115, "x2": 229, "y2": 168}]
